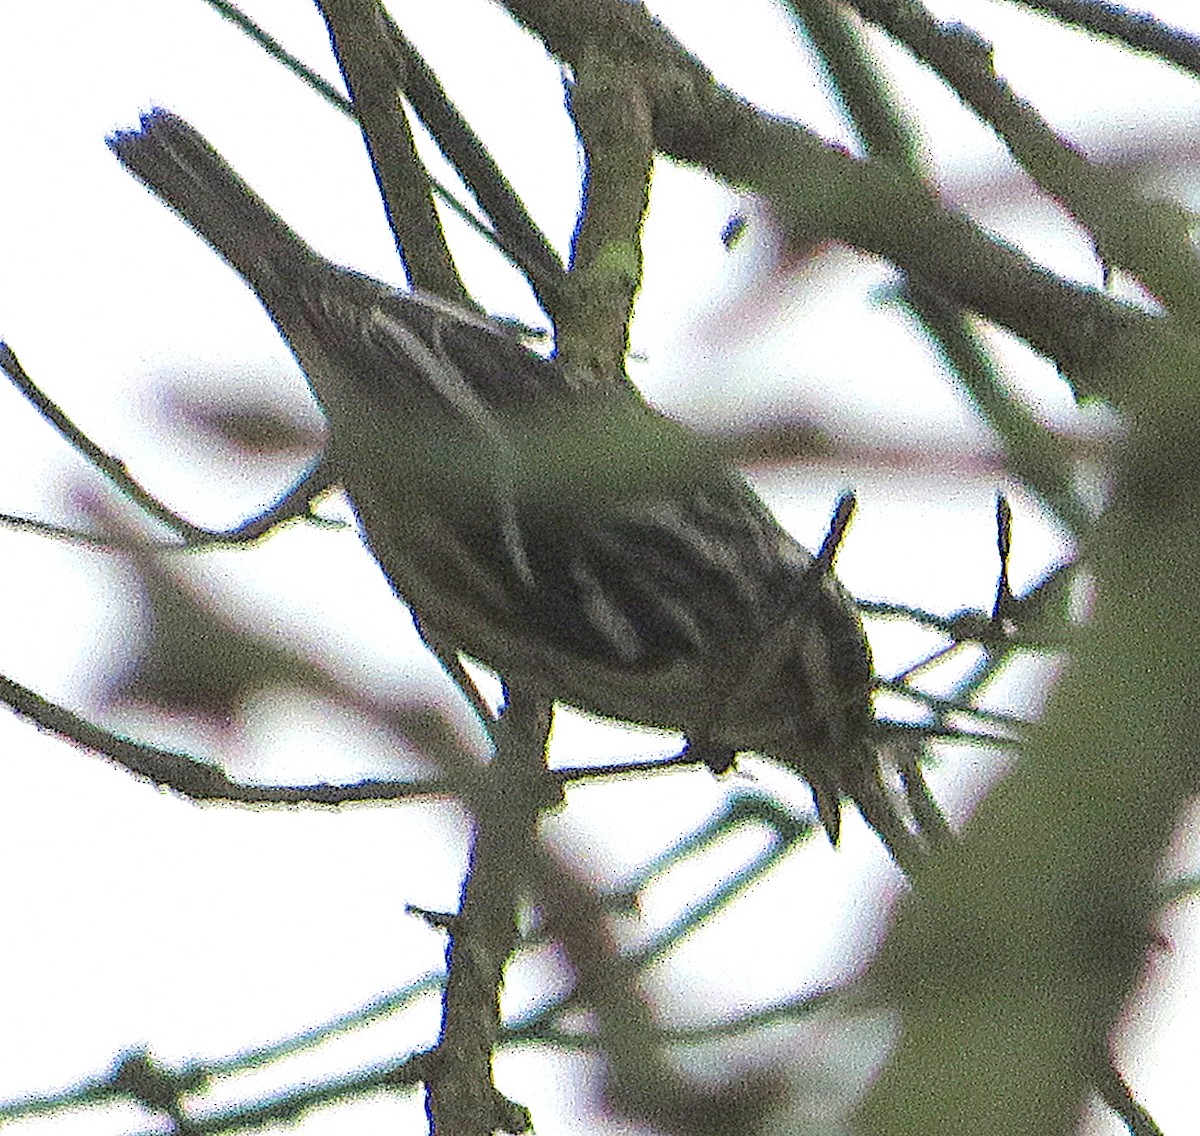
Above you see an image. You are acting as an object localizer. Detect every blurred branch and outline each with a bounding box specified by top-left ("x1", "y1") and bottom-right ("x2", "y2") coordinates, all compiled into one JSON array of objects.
[
  {"x1": 873, "y1": 680, "x2": 1028, "y2": 735},
  {"x1": 861, "y1": 335, "x2": 1200, "y2": 1134},
  {"x1": 748, "y1": 24, "x2": 1068, "y2": 881},
  {"x1": 786, "y1": 0, "x2": 922, "y2": 168},
  {"x1": 500, "y1": 0, "x2": 1151, "y2": 379},
  {"x1": 13, "y1": 424, "x2": 1091, "y2": 552},
  {"x1": 1010, "y1": 0, "x2": 1200, "y2": 82},
  {"x1": 899, "y1": 282, "x2": 1091, "y2": 533},
  {"x1": 845, "y1": 0, "x2": 1200, "y2": 322},
  {"x1": 0, "y1": 668, "x2": 462, "y2": 805},
  {"x1": 0, "y1": 342, "x2": 335, "y2": 547},
  {"x1": 532, "y1": 843, "x2": 780, "y2": 1135},
  {"x1": 318, "y1": 0, "x2": 469, "y2": 302},
  {"x1": 512, "y1": 981, "x2": 859, "y2": 1047},
  {"x1": 769, "y1": 13, "x2": 1193, "y2": 1126},
  {"x1": 789, "y1": 1, "x2": 1095, "y2": 537},
  {"x1": 619, "y1": 792, "x2": 819, "y2": 961}
]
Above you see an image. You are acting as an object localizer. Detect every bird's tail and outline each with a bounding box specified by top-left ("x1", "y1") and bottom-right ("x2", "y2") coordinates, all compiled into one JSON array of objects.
[{"x1": 107, "y1": 109, "x2": 316, "y2": 296}]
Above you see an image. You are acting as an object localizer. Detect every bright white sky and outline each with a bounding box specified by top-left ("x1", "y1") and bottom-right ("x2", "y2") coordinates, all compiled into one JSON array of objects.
[{"x1": 1, "y1": 2, "x2": 1199, "y2": 1134}]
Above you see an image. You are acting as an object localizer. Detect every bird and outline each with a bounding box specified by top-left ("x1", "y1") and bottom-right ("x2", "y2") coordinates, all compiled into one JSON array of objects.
[{"x1": 108, "y1": 108, "x2": 930, "y2": 864}]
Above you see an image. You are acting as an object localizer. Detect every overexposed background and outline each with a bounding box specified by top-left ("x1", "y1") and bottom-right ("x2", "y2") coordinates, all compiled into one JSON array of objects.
[{"x1": 0, "y1": 1, "x2": 1197, "y2": 1133}]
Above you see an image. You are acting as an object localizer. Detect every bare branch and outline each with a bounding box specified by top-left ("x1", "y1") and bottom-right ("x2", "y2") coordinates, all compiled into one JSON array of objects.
[
  {"x1": 499, "y1": 0, "x2": 1154, "y2": 380},
  {"x1": 379, "y1": 14, "x2": 566, "y2": 307},
  {"x1": 1012, "y1": 0, "x2": 1200, "y2": 82},
  {"x1": 0, "y1": 669, "x2": 457, "y2": 805},
  {"x1": 558, "y1": 46, "x2": 654, "y2": 388},
  {"x1": 318, "y1": 0, "x2": 469, "y2": 301},
  {"x1": 845, "y1": 0, "x2": 1200, "y2": 320},
  {"x1": 427, "y1": 692, "x2": 554, "y2": 1136},
  {"x1": 0, "y1": 342, "x2": 334, "y2": 547}
]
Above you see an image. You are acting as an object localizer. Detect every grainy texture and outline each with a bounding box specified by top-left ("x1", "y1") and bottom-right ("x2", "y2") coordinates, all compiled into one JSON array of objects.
[{"x1": 107, "y1": 109, "x2": 922, "y2": 858}]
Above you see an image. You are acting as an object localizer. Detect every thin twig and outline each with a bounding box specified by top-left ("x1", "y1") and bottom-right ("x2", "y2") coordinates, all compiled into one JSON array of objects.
[
  {"x1": 500, "y1": 0, "x2": 1152, "y2": 383},
  {"x1": 1012, "y1": 0, "x2": 1200, "y2": 83},
  {"x1": 1093, "y1": 1053, "x2": 1165, "y2": 1136},
  {"x1": 844, "y1": 0, "x2": 1200, "y2": 321},
  {"x1": 0, "y1": 342, "x2": 209, "y2": 542},
  {"x1": 318, "y1": 0, "x2": 469, "y2": 301},
  {"x1": 215, "y1": 457, "x2": 337, "y2": 543},
  {"x1": 379, "y1": 13, "x2": 565, "y2": 307},
  {"x1": 0, "y1": 342, "x2": 335, "y2": 547},
  {"x1": 0, "y1": 669, "x2": 458, "y2": 805},
  {"x1": 201, "y1": 0, "x2": 354, "y2": 110},
  {"x1": 198, "y1": 0, "x2": 554, "y2": 289}
]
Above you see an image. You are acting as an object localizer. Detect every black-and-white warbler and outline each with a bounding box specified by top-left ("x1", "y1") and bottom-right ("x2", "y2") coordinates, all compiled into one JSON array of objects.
[{"x1": 109, "y1": 109, "x2": 928, "y2": 861}]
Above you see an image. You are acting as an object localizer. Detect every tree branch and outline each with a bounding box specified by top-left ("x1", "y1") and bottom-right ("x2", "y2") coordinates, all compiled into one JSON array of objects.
[
  {"x1": 1011, "y1": 0, "x2": 1200, "y2": 83},
  {"x1": 844, "y1": 0, "x2": 1200, "y2": 320},
  {"x1": 378, "y1": 13, "x2": 566, "y2": 310},
  {"x1": 558, "y1": 45, "x2": 654, "y2": 390},
  {"x1": 318, "y1": 0, "x2": 469, "y2": 302},
  {"x1": 500, "y1": 0, "x2": 1154, "y2": 380},
  {"x1": 426, "y1": 692, "x2": 554, "y2": 1136},
  {"x1": 860, "y1": 334, "x2": 1200, "y2": 1134},
  {"x1": 0, "y1": 342, "x2": 335, "y2": 547},
  {"x1": 200, "y1": 0, "x2": 557, "y2": 297},
  {"x1": 0, "y1": 669, "x2": 460, "y2": 805}
]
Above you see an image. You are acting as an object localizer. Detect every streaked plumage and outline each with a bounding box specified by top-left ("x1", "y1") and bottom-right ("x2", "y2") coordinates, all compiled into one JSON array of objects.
[{"x1": 108, "y1": 109, "x2": 924, "y2": 860}]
